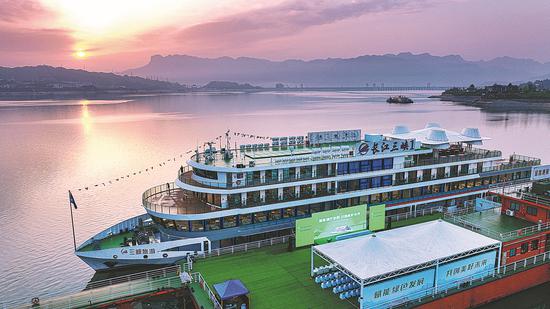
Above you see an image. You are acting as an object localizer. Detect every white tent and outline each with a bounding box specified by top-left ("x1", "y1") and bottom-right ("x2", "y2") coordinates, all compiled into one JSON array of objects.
[{"x1": 313, "y1": 220, "x2": 500, "y2": 282}]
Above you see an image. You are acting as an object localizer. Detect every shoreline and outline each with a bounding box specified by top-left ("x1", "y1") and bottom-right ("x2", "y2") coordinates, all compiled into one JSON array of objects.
[{"x1": 431, "y1": 95, "x2": 550, "y2": 113}]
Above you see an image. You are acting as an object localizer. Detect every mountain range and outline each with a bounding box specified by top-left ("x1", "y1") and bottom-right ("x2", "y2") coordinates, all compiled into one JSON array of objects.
[
  {"x1": 125, "y1": 53, "x2": 550, "y2": 87},
  {"x1": 0, "y1": 65, "x2": 183, "y2": 90}
]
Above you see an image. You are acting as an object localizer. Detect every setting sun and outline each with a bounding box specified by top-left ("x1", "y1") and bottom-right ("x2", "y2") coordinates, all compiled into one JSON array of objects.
[{"x1": 75, "y1": 50, "x2": 87, "y2": 59}]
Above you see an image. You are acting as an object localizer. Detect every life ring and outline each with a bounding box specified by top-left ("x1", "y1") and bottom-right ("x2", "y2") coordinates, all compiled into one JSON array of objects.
[
  {"x1": 31, "y1": 297, "x2": 40, "y2": 305},
  {"x1": 163, "y1": 253, "x2": 169, "y2": 258},
  {"x1": 113, "y1": 254, "x2": 118, "y2": 259}
]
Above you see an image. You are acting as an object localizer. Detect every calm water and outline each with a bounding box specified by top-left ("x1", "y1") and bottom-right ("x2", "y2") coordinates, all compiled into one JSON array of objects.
[{"x1": 1, "y1": 91, "x2": 549, "y2": 306}]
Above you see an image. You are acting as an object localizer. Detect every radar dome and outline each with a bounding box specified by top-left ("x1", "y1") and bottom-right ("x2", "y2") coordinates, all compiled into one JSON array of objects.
[
  {"x1": 392, "y1": 125, "x2": 410, "y2": 135},
  {"x1": 427, "y1": 129, "x2": 449, "y2": 142},
  {"x1": 425, "y1": 122, "x2": 441, "y2": 129},
  {"x1": 461, "y1": 127, "x2": 481, "y2": 139}
]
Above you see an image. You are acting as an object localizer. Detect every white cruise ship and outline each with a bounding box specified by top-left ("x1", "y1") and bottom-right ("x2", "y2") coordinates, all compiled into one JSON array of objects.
[{"x1": 76, "y1": 124, "x2": 542, "y2": 270}]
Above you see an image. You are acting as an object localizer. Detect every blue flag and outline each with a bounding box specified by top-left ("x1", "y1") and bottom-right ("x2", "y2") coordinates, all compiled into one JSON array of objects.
[{"x1": 69, "y1": 190, "x2": 78, "y2": 209}]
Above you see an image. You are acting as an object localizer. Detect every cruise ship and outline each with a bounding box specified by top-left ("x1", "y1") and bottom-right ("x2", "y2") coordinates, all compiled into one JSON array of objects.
[{"x1": 76, "y1": 124, "x2": 542, "y2": 270}]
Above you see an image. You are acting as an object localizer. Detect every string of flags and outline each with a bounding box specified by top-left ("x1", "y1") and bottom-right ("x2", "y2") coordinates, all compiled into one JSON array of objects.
[{"x1": 74, "y1": 130, "x2": 269, "y2": 192}]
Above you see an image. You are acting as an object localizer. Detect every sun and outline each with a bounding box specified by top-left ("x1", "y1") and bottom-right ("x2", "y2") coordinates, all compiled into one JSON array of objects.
[{"x1": 74, "y1": 50, "x2": 87, "y2": 59}]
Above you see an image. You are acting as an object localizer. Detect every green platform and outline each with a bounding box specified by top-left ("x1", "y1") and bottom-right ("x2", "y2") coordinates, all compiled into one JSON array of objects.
[{"x1": 190, "y1": 214, "x2": 442, "y2": 309}]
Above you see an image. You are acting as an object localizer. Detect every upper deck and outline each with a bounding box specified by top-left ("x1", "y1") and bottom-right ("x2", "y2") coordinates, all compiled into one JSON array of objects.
[{"x1": 444, "y1": 206, "x2": 550, "y2": 241}]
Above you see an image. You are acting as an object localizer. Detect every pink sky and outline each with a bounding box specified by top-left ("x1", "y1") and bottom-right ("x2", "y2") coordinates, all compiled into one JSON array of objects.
[{"x1": 1, "y1": 0, "x2": 549, "y2": 72}]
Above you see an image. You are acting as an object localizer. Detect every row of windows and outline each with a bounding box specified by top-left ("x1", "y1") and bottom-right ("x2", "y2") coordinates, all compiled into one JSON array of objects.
[
  {"x1": 509, "y1": 202, "x2": 544, "y2": 217},
  {"x1": 509, "y1": 239, "x2": 541, "y2": 257},
  {"x1": 337, "y1": 158, "x2": 393, "y2": 175},
  {"x1": 193, "y1": 168, "x2": 218, "y2": 180},
  {"x1": 153, "y1": 203, "x2": 333, "y2": 232}
]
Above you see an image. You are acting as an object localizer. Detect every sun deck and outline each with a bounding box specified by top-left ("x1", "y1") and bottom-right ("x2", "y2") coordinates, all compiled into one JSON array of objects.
[
  {"x1": 143, "y1": 186, "x2": 223, "y2": 215},
  {"x1": 444, "y1": 207, "x2": 536, "y2": 241}
]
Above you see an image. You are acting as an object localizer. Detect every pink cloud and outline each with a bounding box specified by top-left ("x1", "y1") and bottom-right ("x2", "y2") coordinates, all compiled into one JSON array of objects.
[{"x1": 176, "y1": 0, "x2": 432, "y2": 49}]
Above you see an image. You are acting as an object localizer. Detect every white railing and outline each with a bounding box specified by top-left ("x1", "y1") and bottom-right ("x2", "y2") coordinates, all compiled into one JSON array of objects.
[
  {"x1": 201, "y1": 234, "x2": 292, "y2": 258},
  {"x1": 386, "y1": 205, "x2": 442, "y2": 223},
  {"x1": 190, "y1": 272, "x2": 222, "y2": 309},
  {"x1": 444, "y1": 206, "x2": 550, "y2": 241},
  {"x1": 371, "y1": 250, "x2": 550, "y2": 309},
  {"x1": 85, "y1": 265, "x2": 181, "y2": 290},
  {"x1": 13, "y1": 275, "x2": 182, "y2": 309}
]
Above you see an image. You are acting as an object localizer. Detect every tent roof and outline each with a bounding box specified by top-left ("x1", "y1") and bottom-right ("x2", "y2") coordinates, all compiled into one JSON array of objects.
[
  {"x1": 213, "y1": 279, "x2": 249, "y2": 300},
  {"x1": 384, "y1": 124, "x2": 490, "y2": 146},
  {"x1": 313, "y1": 220, "x2": 500, "y2": 281}
]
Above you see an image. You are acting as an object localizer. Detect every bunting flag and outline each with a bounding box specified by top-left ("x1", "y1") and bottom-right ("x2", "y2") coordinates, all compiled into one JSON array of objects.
[{"x1": 72, "y1": 131, "x2": 272, "y2": 192}]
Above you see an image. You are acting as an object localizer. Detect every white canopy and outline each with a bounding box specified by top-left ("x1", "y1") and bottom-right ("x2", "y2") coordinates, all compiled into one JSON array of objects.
[
  {"x1": 384, "y1": 124, "x2": 490, "y2": 147},
  {"x1": 313, "y1": 220, "x2": 499, "y2": 281}
]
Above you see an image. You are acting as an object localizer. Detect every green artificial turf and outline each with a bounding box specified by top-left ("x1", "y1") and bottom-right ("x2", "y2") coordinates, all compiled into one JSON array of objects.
[
  {"x1": 191, "y1": 245, "x2": 355, "y2": 309},
  {"x1": 190, "y1": 213, "x2": 444, "y2": 309},
  {"x1": 190, "y1": 282, "x2": 215, "y2": 309}
]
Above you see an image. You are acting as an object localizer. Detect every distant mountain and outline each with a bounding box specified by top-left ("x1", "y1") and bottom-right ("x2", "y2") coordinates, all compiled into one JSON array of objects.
[
  {"x1": 125, "y1": 53, "x2": 550, "y2": 87},
  {"x1": 0, "y1": 65, "x2": 184, "y2": 90}
]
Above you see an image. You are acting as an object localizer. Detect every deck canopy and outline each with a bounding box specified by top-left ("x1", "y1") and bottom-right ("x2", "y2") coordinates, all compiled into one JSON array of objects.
[
  {"x1": 313, "y1": 220, "x2": 500, "y2": 283},
  {"x1": 384, "y1": 123, "x2": 489, "y2": 148}
]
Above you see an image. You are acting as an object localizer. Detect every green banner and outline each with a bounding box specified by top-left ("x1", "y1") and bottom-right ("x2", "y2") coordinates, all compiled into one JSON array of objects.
[
  {"x1": 296, "y1": 217, "x2": 315, "y2": 247},
  {"x1": 368, "y1": 204, "x2": 386, "y2": 231},
  {"x1": 295, "y1": 204, "x2": 367, "y2": 247}
]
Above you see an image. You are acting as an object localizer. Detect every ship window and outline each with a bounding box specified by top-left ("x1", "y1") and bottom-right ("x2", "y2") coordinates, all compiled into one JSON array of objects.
[
  {"x1": 223, "y1": 216, "x2": 237, "y2": 228},
  {"x1": 283, "y1": 208, "x2": 295, "y2": 218},
  {"x1": 206, "y1": 218, "x2": 221, "y2": 230},
  {"x1": 193, "y1": 168, "x2": 218, "y2": 180},
  {"x1": 175, "y1": 220, "x2": 189, "y2": 232},
  {"x1": 349, "y1": 161, "x2": 360, "y2": 174},
  {"x1": 382, "y1": 175, "x2": 392, "y2": 187},
  {"x1": 359, "y1": 178, "x2": 370, "y2": 190},
  {"x1": 527, "y1": 206, "x2": 538, "y2": 216},
  {"x1": 239, "y1": 214, "x2": 252, "y2": 225},
  {"x1": 190, "y1": 220, "x2": 204, "y2": 232},
  {"x1": 297, "y1": 205, "x2": 309, "y2": 217},
  {"x1": 360, "y1": 160, "x2": 371, "y2": 172},
  {"x1": 383, "y1": 158, "x2": 393, "y2": 169},
  {"x1": 509, "y1": 202, "x2": 520, "y2": 211},
  {"x1": 532, "y1": 239, "x2": 539, "y2": 250},
  {"x1": 392, "y1": 190, "x2": 401, "y2": 200},
  {"x1": 521, "y1": 243, "x2": 529, "y2": 254},
  {"x1": 509, "y1": 248, "x2": 516, "y2": 257},
  {"x1": 269, "y1": 209, "x2": 282, "y2": 221},
  {"x1": 372, "y1": 159, "x2": 383, "y2": 171},
  {"x1": 254, "y1": 212, "x2": 268, "y2": 223},
  {"x1": 371, "y1": 176, "x2": 381, "y2": 188},
  {"x1": 337, "y1": 162, "x2": 349, "y2": 175}
]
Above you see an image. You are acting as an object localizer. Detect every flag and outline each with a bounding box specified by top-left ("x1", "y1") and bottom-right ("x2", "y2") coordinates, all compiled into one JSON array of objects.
[{"x1": 69, "y1": 190, "x2": 78, "y2": 209}]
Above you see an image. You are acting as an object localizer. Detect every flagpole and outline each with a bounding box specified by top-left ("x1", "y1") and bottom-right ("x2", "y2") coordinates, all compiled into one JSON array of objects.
[{"x1": 69, "y1": 191, "x2": 77, "y2": 252}]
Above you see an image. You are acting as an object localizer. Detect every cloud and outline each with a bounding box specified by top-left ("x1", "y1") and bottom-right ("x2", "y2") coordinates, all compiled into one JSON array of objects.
[
  {"x1": 176, "y1": 0, "x2": 433, "y2": 48},
  {"x1": 0, "y1": 27, "x2": 73, "y2": 52},
  {"x1": 0, "y1": 0, "x2": 48, "y2": 23}
]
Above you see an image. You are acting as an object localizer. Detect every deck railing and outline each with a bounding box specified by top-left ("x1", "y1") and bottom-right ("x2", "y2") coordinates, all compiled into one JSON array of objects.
[
  {"x1": 85, "y1": 265, "x2": 181, "y2": 290},
  {"x1": 443, "y1": 207, "x2": 550, "y2": 241},
  {"x1": 371, "y1": 250, "x2": 550, "y2": 309},
  {"x1": 13, "y1": 275, "x2": 182, "y2": 309},
  {"x1": 190, "y1": 272, "x2": 222, "y2": 309}
]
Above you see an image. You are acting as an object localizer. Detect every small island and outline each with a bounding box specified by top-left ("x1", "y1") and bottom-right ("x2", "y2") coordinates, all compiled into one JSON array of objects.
[
  {"x1": 437, "y1": 80, "x2": 550, "y2": 113},
  {"x1": 386, "y1": 95, "x2": 414, "y2": 104}
]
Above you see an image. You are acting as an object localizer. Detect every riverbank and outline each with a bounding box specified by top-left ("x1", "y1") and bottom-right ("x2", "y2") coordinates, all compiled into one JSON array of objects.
[
  {"x1": 0, "y1": 89, "x2": 188, "y2": 101},
  {"x1": 432, "y1": 95, "x2": 550, "y2": 113}
]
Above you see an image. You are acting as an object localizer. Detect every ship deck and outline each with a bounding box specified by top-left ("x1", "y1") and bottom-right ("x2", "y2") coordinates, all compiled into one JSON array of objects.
[
  {"x1": 448, "y1": 208, "x2": 534, "y2": 241},
  {"x1": 188, "y1": 213, "x2": 442, "y2": 309},
  {"x1": 144, "y1": 187, "x2": 223, "y2": 215}
]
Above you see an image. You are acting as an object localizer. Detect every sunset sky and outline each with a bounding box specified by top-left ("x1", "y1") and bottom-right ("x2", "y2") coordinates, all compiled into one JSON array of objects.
[{"x1": 1, "y1": 0, "x2": 549, "y2": 71}]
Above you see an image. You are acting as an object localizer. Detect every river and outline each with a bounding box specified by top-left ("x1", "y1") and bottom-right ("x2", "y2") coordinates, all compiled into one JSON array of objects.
[{"x1": 0, "y1": 91, "x2": 549, "y2": 307}]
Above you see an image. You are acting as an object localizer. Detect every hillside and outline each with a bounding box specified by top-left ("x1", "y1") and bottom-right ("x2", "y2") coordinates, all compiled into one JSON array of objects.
[
  {"x1": 125, "y1": 53, "x2": 550, "y2": 87},
  {"x1": 0, "y1": 65, "x2": 184, "y2": 91}
]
